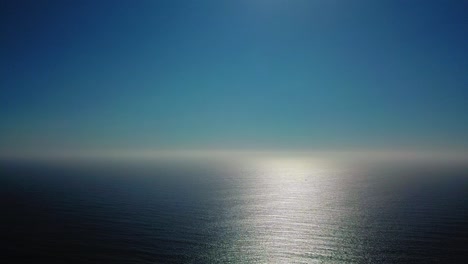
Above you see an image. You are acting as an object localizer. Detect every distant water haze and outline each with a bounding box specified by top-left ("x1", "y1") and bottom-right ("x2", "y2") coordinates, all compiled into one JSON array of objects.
[{"x1": 2, "y1": 149, "x2": 468, "y2": 166}]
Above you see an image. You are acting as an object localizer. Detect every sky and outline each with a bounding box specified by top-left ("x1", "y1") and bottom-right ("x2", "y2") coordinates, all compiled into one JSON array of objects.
[{"x1": 1, "y1": 0, "x2": 467, "y2": 153}]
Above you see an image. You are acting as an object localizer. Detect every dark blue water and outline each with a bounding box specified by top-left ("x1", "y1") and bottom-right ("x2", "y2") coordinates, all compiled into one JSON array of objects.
[{"x1": 2, "y1": 158, "x2": 468, "y2": 263}]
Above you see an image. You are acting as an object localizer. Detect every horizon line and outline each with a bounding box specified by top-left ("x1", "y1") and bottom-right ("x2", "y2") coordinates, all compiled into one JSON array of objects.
[{"x1": 1, "y1": 148, "x2": 468, "y2": 162}]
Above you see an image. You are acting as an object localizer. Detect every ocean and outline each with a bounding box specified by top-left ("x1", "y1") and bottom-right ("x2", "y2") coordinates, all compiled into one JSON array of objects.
[{"x1": 2, "y1": 156, "x2": 468, "y2": 263}]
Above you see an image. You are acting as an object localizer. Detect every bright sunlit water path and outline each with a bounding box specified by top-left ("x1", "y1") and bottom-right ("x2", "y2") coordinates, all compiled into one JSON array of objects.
[{"x1": 2, "y1": 155, "x2": 468, "y2": 263}]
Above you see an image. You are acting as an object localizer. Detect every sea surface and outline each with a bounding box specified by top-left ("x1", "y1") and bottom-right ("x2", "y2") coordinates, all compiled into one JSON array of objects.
[{"x1": 2, "y1": 157, "x2": 468, "y2": 263}]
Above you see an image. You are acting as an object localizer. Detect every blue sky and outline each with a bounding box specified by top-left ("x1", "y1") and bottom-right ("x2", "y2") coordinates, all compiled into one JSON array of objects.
[{"x1": 1, "y1": 0, "x2": 467, "y2": 152}]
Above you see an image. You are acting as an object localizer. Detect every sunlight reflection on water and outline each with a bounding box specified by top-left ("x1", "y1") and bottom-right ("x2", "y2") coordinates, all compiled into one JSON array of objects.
[{"x1": 208, "y1": 158, "x2": 356, "y2": 263}]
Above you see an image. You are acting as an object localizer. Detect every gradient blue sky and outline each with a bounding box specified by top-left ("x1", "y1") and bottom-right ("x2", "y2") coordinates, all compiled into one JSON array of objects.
[{"x1": 1, "y1": 0, "x2": 467, "y2": 152}]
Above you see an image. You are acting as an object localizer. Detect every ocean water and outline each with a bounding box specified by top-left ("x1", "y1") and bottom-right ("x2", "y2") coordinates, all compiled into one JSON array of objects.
[{"x1": 2, "y1": 157, "x2": 468, "y2": 263}]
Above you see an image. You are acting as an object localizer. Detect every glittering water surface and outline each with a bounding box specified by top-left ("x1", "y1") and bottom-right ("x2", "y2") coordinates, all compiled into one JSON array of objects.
[{"x1": 2, "y1": 158, "x2": 468, "y2": 263}]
